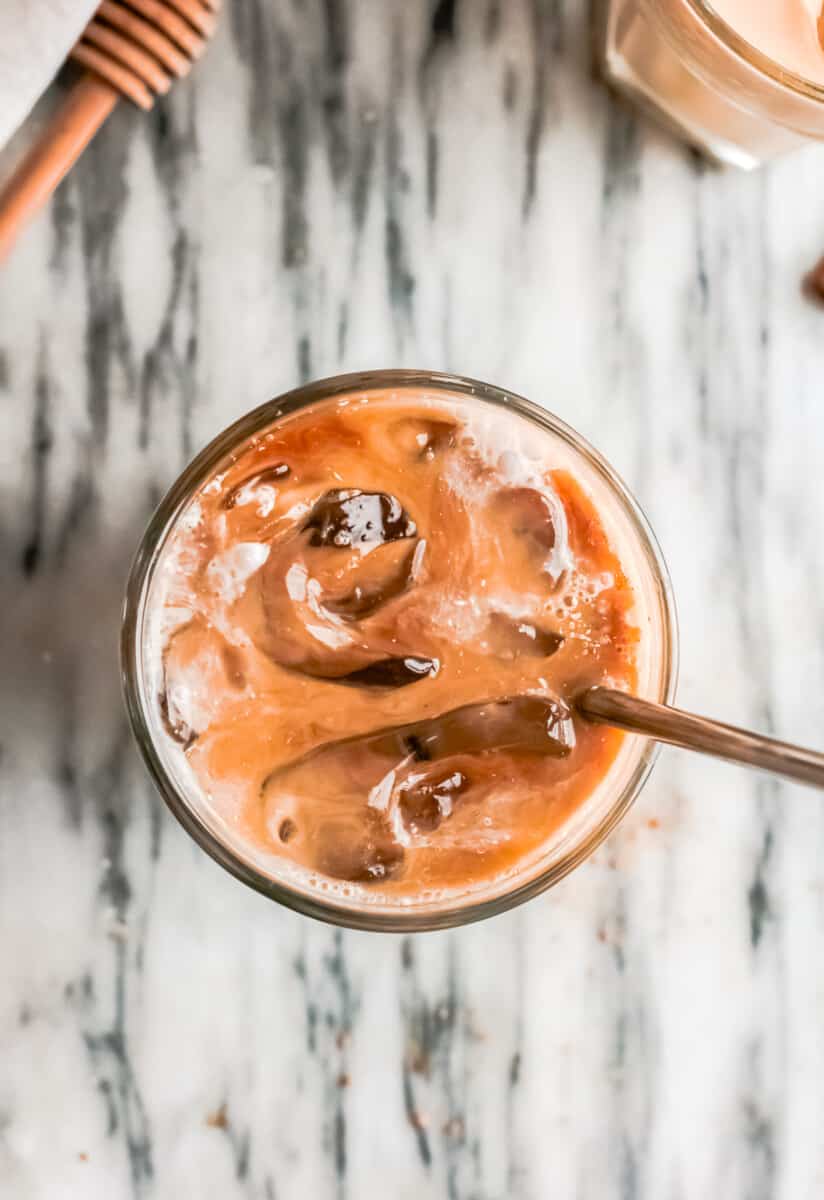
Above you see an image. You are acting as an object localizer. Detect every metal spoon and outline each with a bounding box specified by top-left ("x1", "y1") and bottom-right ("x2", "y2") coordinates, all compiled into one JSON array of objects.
[
  {"x1": 261, "y1": 687, "x2": 824, "y2": 795},
  {"x1": 578, "y1": 686, "x2": 824, "y2": 790}
]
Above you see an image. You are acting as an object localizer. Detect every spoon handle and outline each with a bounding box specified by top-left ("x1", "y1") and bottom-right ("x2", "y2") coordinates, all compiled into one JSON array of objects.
[{"x1": 579, "y1": 686, "x2": 824, "y2": 791}]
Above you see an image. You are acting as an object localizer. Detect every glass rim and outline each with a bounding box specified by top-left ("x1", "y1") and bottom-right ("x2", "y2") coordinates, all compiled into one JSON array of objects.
[
  {"x1": 682, "y1": 0, "x2": 824, "y2": 102},
  {"x1": 121, "y1": 369, "x2": 679, "y2": 932}
]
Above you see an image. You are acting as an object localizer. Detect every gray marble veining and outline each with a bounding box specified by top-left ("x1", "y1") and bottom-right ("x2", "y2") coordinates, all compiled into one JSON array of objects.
[{"x1": 2, "y1": 2, "x2": 824, "y2": 1197}]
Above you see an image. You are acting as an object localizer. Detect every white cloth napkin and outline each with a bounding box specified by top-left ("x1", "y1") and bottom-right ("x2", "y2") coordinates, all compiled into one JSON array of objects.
[{"x1": 0, "y1": 0, "x2": 98, "y2": 150}]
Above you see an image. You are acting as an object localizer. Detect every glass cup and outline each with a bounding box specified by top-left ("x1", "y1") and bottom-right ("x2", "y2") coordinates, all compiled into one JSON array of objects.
[
  {"x1": 121, "y1": 371, "x2": 677, "y2": 931},
  {"x1": 598, "y1": 0, "x2": 824, "y2": 168}
]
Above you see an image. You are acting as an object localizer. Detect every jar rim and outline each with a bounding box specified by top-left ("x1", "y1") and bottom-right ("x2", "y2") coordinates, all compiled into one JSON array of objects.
[
  {"x1": 677, "y1": 0, "x2": 824, "y2": 103},
  {"x1": 121, "y1": 370, "x2": 679, "y2": 931}
]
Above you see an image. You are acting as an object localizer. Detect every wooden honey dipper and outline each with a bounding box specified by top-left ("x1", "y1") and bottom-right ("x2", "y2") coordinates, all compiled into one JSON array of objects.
[{"x1": 0, "y1": 0, "x2": 219, "y2": 261}]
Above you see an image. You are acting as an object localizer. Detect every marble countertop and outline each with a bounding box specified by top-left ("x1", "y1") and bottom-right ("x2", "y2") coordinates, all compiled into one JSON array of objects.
[{"x1": 3, "y1": 2, "x2": 824, "y2": 1196}]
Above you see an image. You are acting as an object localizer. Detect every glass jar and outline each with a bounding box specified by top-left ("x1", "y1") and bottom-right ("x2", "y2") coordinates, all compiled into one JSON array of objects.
[
  {"x1": 121, "y1": 371, "x2": 678, "y2": 931},
  {"x1": 598, "y1": 0, "x2": 824, "y2": 168}
]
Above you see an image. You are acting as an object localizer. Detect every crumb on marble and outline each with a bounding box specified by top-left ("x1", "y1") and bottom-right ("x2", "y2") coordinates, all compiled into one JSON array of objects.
[
  {"x1": 597, "y1": 928, "x2": 607, "y2": 943},
  {"x1": 443, "y1": 1116, "x2": 465, "y2": 1139},
  {"x1": 647, "y1": 817, "x2": 660, "y2": 830},
  {"x1": 337, "y1": 1072, "x2": 351, "y2": 1088},
  {"x1": 78, "y1": 1152, "x2": 88, "y2": 1163},
  {"x1": 407, "y1": 1043, "x2": 430, "y2": 1075},
  {"x1": 803, "y1": 256, "x2": 824, "y2": 305},
  {"x1": 206, "y1": 1104, "x2": 228, "y2": 1130},
  {"x1": 467, "y1": 1015, "x2": 487, "y2": 1042},
  {"x1": 105, "y1": 914, "x2": 129, "y2": 943},
  {"x1": 409, "y1": 1108, "x2": 429, "y2": 1131}
]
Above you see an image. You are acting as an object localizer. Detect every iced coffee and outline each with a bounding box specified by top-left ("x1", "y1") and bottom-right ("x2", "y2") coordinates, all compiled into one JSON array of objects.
[{"x1": 125, "y1": 376, "x2": 674, "y2": 922}]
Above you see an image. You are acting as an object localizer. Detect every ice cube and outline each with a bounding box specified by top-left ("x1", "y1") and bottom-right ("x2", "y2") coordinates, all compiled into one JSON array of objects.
[
  {"x1": 496, "y1": 487, "x2": 557, "y2": 551},
  {"x1": 486, "y1": 612, "x2": 565, "y2": 660},
  {"x1": 334, "y1": 656, "x2": 439, "y2": 688},
  {"x1": 303, "y1": 490, "x2": 417, "y2": 550},
  {"x1": 313, "y1": 808, "x2": 405, "y2": 883},
  {"x1": 397, "y1": 768, "x2": 470, "y2": 834},
  {"x1": 389, "y1": 416, "x2": 457, "y2": 462},
  {"x1": 222, "y1": 463, "x2": 291, "y2": 511},
  {"x1": 322, "y1": 541, "x2": 417, "y2": 619}
]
